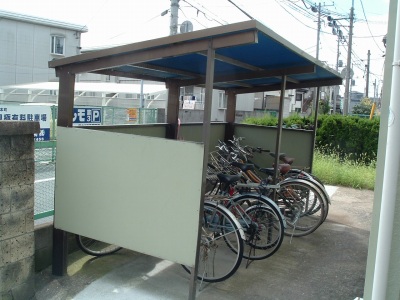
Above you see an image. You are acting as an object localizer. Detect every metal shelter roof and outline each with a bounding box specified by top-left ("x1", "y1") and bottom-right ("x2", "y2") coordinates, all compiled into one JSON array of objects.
[
  {"x1": 50, "y1": 21, "x2": 343, "y2": 291},
  {"x1": 49, "y1": 20, "x2": 342, "y2": 92}
]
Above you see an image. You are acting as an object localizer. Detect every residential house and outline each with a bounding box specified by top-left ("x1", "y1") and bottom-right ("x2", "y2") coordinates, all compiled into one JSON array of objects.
[{"x1": 0, "y1": 9, "x2": 87, "y2": 87}]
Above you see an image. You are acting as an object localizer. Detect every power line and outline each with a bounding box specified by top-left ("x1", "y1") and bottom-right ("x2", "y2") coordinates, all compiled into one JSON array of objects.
[
  {"x1": 181, "y1": 0, "x2": 227, "y2": 26},
  {"x1": 226, "y1": 0, "x2": 255, "y2": 20},
  {"x1": 358, "y1": 0, "x2": 384, "y2": 53},
  {"x1": 179, "y1": 7, "x2": 208, "y2": 29},
  {"x1": 274, "y1": 0, "x2": 318, "y2": 31}
]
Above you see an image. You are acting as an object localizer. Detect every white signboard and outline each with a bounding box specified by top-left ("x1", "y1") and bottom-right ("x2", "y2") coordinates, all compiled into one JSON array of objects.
[
  {"x1": 0, "y1": 105, "x2": 52, "y2": 141},
  {"x1": 73, "y1": 107, "x2": 102, "y2": 126},
  {"x1": 182, "y1": 100, "x2": 196, "y2": 109}
]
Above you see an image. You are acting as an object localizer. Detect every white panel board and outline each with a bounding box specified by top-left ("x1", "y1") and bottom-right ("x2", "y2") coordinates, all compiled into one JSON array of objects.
[{"x1": 54, "y1": 127, "x2": 204, "y2": 266}]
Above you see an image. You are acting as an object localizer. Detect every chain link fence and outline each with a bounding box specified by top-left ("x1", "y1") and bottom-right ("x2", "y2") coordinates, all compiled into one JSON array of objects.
[{"x1": 34, "y1": 145, "x2": 56, "y2": 225}]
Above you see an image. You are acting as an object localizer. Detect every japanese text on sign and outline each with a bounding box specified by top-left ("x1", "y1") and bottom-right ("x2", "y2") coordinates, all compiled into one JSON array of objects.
[
  {"x1": 0, "y1": 105, "x2": 51, "y2": 141},
  {"x1": 73, "y1": 107, "x2": 102, "y2": 125}
]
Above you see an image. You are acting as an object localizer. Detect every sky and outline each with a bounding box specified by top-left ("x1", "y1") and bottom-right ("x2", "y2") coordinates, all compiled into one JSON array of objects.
[{"x1": 0, "y1": 0, "x2": 390, "y2": 96}]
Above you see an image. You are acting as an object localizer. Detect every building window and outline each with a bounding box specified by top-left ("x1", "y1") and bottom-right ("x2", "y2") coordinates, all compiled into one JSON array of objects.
[
  {"x1": 295, "y1": 93, "x2": 303, "y2": 102},
  {"x1": 51, "y1": 35, "x2": 65, "y2": 55},
  {"x1": 218, "y1": 92, "x2": 227, "y2": 109}
]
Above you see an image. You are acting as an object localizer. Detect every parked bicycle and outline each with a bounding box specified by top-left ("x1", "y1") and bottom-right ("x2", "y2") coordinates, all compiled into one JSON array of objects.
[
  {"x1": 227, "y1": 136, "x2": 331, "y2": 223},
  {"x1": 210, "y1": 139, "x2": 329, "y2": 237},
  {"x1": 75, "y1": 235, "x2": 122, "y2": 256}
]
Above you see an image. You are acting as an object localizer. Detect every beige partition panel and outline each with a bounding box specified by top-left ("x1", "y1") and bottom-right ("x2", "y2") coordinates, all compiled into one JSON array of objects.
[{"x1": 54, "y1": 127, "x2": 204, "y2": 266}]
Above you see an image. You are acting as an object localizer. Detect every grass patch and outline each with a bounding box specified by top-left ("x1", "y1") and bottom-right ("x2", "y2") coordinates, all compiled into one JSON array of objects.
[{"x1": 313, "y1": 150, "x2": 376, "y2": 190}]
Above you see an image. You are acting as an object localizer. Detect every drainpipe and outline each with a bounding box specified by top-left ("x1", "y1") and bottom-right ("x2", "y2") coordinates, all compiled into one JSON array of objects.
[{"x1": 371, "y1": 1, "x2": 400, "y2": 298}]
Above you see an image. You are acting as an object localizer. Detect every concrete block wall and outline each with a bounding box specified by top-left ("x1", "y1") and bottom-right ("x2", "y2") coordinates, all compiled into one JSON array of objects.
[{"x1": 0, "y1": 121, "x2": 39, "y2": 300}]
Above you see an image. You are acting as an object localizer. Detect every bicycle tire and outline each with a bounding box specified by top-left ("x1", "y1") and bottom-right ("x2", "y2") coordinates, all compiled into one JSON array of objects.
[
  {"x1": 225, "y1": 194, "x2": 285, "y2": 260},
  {"x1": 76, "y1": 235, "x2": 122, "y2": 257},
  {"x1": 182, "y1": 201, "x2": 244, "y2": 283},
  {"x1": 275, "y1": 179, "x2": 327, "y2": 237},
  {"x1": 282, "y1": 176, "x2": 330, "y2": 222},
  {"x1": 285, "y1": 169, "x2": 331, "y2": 206}
]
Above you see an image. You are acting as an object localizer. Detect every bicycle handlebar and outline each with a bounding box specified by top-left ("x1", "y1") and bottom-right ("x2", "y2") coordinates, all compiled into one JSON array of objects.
[{"x1": 251, "y1": 147, "x2": 270, "y2": 153}]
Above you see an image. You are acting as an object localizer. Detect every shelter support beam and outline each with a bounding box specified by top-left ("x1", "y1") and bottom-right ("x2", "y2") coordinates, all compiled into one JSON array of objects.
[
  {"x1": 166, "y1": 82, "x2": 180, "y2": 139},
  {"x1": 57, "y1": 72, "x2": 76, "y2": 127},
  {"x1": 52, "y1": 230, "x2": 68, "y2": 276},
  {"x1": 230, "y1": 78, "x2": 342, "y2": 95},
  {"x1": 273, "y1": 75, "x2": 287, "y2": 184},
  {"x1": 224, "y1": 90, "x2": 237, "y2": 142},
  {"x1": 189, "y1": 42, "x2": 215, "y2": 300},
  {"x1": 181, "y1": 65, "x2": 315, "y2": 88},
  {"x1": 309, "y1": 86, "x2": 320, "y2": 172},
  {"x1": 53, "y1": 71, "x2": 75, "y2": 276}
]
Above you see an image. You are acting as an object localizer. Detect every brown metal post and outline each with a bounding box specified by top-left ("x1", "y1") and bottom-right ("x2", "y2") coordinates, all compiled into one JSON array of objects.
[
  {"x1": 309, "y1": 86, "x2": 320, "y2": 173},
  {"x1": 165, "y1": 82, "x2": 180, "y2": 139},
  {"x1": 224, "y1": 90, "x2": 237, "y2": 142},
  {"x1": 189, "y1": 41, "x2": 215, "y2": 300},
  {"x1": 57, "y1": 71, "x2": 76, "y2": 127},
  {"x1": 52, "y1": 70, "x2": 75, "y2": 276},
  {"x1": 273, "y1": 75, "x2": 287, "y2": 184}
]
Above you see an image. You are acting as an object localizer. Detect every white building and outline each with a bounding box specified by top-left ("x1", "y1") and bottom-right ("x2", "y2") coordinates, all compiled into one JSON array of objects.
[{"x1": 0, "y1": 9, "x2": 87, "y2": 86}]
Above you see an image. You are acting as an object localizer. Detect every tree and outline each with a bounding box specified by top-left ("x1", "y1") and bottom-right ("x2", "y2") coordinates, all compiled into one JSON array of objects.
[
  {"x1": 352, "y1": 97, "x2": 373, "y2": 115},
  {"x1": 319, "y1": 99, "x2": 331, "y2": 114}
]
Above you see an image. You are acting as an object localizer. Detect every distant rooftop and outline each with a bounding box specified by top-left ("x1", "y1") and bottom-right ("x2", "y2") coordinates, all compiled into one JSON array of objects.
[{"x1": 0, "y1": 9, "x2": 88, "y2": 32}]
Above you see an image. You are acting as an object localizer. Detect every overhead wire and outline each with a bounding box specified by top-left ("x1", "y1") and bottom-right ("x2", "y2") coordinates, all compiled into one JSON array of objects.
[
  {"x1": 190, "y1": 0, "x2": 385, "y2": 91},
  {"x1": 180, "y1": 0, "x2": 227, "y2": 26},
  {"x1": 358, "y1": 0, "x2": 384, "y2": 53},
  {"x1": 274, "y1": 0, "x2": 319, "y2": 31}
]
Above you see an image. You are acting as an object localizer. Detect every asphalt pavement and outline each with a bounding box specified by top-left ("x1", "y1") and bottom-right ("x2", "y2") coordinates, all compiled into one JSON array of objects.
[{"x1": 33, "y1": 185, "x2": 374, "y2": 300}]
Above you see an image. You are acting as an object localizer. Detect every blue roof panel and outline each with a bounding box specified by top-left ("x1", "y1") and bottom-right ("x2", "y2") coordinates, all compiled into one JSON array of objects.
[{"x1": 50, "y1": 20, "x2": 342, "y2": 92}]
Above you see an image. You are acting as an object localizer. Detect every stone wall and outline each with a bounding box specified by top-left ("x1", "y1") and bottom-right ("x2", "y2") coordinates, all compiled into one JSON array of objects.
[{"x1": 0, "y1": 121, "x2": 39, "y2": 300}]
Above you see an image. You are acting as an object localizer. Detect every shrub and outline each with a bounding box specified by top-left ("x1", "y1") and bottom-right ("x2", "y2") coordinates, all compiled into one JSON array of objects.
[{"x1": 242, "y1": 114, "x2": 380, "y2": 165}]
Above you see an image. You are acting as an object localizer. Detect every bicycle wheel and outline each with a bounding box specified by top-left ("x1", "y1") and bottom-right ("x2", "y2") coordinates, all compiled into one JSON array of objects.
[
  {"x1": 182, "y1": 201, "x2": 244, "y2": 283},
  {"x1": 226, "y1": 194, "x2": 285, "y2": 260},
  {"x1": 276, "y1": 179, "x2": 327, "y2": 237},
  {"x1": 284, "y1": 171, "x2": 331, "y2": 220},
  {"x1": 76, "y1": 235, "x2": 122, "y2": 256}
]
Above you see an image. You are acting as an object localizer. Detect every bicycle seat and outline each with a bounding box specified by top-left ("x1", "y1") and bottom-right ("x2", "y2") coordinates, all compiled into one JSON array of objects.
[
  {"x1": 230, "y1": 161, "x2": 255, "y2": 172},
  {"x1": 217, "y1": 173, "x2": 242, "y2": 185},
  {"x1": 269, "y1": 152, "x2": 294, "y2": 165},
  {"x1": 259, "y1": 163, "x2": 291, "y2": 175}
]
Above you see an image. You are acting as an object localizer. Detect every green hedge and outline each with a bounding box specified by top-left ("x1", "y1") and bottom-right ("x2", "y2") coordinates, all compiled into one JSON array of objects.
[{"x1": 242, "y1": 114, "x2": 380, "y2": 165}]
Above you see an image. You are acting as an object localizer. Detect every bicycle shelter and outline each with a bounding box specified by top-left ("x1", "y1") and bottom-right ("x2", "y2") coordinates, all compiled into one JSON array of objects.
[{"x1": 49, "y1": 20, "x2": 342, "y2": 299}]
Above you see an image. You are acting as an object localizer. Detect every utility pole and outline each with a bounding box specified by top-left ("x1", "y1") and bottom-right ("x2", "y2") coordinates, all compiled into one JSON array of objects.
[
  {"x1": 332, "y1": 36, "x2": 341, "y2": 114},
  {"x1": 170, "y1": 0, "x2": 179, "y2": 36},
  {"x1": 311, "y1": 3, "x2": 322, "y2": 115},
  {"x1": 366, "y1": 50, "x2": 371, "y2": 98},
  {"x1": 311, "y1": 2, "x2": 334, "y2": 115},
  {"x1": 316, "y1": 3, "x2": 322, "y2": 59},
  {"x1": 343, "y1": 0, "x2": 354, "y2": 115}
]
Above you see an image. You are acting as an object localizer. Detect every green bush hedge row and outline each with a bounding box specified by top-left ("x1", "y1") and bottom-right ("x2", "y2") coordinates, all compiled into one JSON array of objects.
[{"x1": 242, "y1": 114, "x2": 380, "y2": 164}]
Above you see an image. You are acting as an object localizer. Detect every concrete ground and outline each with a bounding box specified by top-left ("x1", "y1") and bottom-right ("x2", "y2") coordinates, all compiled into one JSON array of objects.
[{"x1": 33, "y1": 186, "x2": 374, "y2": 300}]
